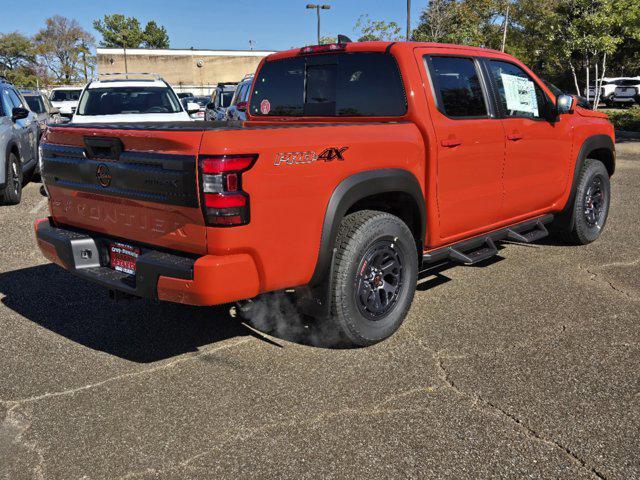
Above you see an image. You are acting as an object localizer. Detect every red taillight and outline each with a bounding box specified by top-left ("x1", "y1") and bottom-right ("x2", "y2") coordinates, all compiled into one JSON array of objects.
[
  {"x1": 300, "y1": 43, "x2": 346, "y2": 55},
  {"x1": 199, "y1": 154, "x2": 257, "y2": 227}
]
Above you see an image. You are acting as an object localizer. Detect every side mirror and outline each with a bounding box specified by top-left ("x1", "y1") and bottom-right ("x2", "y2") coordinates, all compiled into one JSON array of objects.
[
  {"x1": 206, "y1": 102, "x2": 215, "y2": 109},
  {"x1": 557, "y1": 94, "x2": 574, "y2": 114},
  {"x1": 186, "y1": 102, "x2": 200, "y2": 114},
  {"x1": 50, "y1": 107, "x2": 60, "y2": 115},
  {"x1": 236, "y1": 101, "x2": 248, "y2": 112},
  {"x1": 12, "y1": 107, "x2": 29, "y2": 122},
  {"x1": 58, "y1": 116, "x2": 71, "y2": 124}
]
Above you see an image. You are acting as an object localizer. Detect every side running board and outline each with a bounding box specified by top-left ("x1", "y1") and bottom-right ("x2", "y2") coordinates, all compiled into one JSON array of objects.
[
  {"x1": 448, "y1": 237, "x2": 497, "y2": 265},
  {"x1": 423, "y1": 214, "x2": 553, "y2": 266},
  {"x1": 506, "y1": 220, "x2": 548, "y2": 243}
]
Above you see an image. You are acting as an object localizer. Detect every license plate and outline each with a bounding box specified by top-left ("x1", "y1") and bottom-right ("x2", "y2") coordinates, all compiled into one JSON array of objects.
[{"x1": 109, "y1": 242, "x2": 140, "y2": 275}]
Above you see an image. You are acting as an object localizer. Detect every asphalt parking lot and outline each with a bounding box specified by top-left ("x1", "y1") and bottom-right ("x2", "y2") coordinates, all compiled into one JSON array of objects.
[{"x1": 1, "y1": 141, "x2": 639, "y2": 480}]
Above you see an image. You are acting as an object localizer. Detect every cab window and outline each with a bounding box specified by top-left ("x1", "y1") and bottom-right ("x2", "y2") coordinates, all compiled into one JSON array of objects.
[
  {"x1": 488, "y1": 60, "x2": 547, "y2": 119},
  {"x1": 426, "y1": 56, "x2": 488, "y2": 118}
]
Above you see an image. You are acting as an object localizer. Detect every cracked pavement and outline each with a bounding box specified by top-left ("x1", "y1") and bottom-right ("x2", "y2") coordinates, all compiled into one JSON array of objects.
[{"x1": 0, "y1": 140, "x2": 639, "y2": 479}]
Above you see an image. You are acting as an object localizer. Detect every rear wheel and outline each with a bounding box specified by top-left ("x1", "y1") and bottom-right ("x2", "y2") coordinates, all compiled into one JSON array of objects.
[
  {"x1": 329, "y1": 210, "x2": 418, "y2": 347},
  {"x1": 1, "y1": 153, "x2": 22, "y2": 205},
  {"x1": 555, "y1": 158, "x2": 610, "y2": 245}
]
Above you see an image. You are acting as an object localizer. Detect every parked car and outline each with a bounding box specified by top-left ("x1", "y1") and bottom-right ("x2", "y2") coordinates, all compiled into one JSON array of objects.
[
  {"x1": 49, "y1": 86, "x2": 82, "y2": 119},
  {"x1": 20, "y1": 90, "x2": 64, "y2": 140},
  {"x1": 180, "y1": 96, "x2": 209, "y2": 120},
  {"x1": 37, "y1": 41, "x2": 614, "y2": 347},
  {"x1": 204, "y1": 82, "x2": 237, "y2": 121},
  {"x1": 224, "y1": 74, "x2": 253, "y2": 122},
  {"x1": 612, "y1": 79, "x2": 640, "y2": 106},
  {"x1": 0, "y1": 77, "x2": 39, "y2": 204},
  {"x1": 586, "y1": 77, "x2": 640, "y2": 106},
  {"x1": 72, "y1": 74, "x2": 199, "y2": 123},
  {"x1": 177, "y1": 92, "x2": 194, "y2": 99}
]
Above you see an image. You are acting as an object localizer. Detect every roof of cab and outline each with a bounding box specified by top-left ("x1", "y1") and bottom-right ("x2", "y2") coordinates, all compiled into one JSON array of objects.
[{"x1": 266, "y1": 41, "x2": 508, "y2": 62}]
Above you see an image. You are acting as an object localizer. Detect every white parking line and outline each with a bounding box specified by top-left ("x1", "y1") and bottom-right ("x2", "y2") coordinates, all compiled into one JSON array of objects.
[{"x1": 29, "y1": 198, "x2": 48, "y2": 214}]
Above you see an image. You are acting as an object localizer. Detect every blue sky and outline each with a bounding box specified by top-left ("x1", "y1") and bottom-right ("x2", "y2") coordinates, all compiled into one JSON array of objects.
[{"x1": 1, "y1": 0, "x2": 426, "y2": 51}]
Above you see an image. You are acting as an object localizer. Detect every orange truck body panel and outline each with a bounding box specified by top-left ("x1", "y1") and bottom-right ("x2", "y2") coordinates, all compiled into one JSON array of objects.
[{"x1": 36, "y1": 42, "x2": 614, "y2": 306}]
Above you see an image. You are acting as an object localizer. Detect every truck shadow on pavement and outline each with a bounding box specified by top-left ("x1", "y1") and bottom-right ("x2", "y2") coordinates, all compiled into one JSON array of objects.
[
  {"x1": 0, "y1": 255, "x2": 508, "y2": 358},
  {"x1": 0, "y1": 264, "x2": 260, "y2": 363}
]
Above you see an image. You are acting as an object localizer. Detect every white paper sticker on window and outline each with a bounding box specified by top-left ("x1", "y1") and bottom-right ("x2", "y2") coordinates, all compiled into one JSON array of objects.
[{"x1": 501, "y1": 73, "x2": 538, "y2": 116}]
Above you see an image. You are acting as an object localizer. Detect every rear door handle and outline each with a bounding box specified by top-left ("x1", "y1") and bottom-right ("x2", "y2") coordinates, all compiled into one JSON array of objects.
[
  {"x1": 441, "y1": 138, "x2": 462, "y2": 148},
  {"x1": 507, "y1": 132, "x2": 523, "y2": 141}
]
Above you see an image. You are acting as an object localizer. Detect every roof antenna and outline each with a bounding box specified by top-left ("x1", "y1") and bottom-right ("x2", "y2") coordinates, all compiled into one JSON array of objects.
[{"x1": 337, "y1": 34, "x2": 352, "y2": 43}]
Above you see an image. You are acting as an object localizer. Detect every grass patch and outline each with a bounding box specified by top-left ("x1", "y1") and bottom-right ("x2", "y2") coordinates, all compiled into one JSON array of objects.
[{"x1": 601, "y1": 107, "x2": 640, "y2": 132}]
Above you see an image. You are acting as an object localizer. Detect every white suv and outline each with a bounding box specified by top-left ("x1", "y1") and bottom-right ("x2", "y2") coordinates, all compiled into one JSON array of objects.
[
  {"x1": 612, "y1": 79, "x2": 640, "y2": 106},
  {"x1": 72, "y1": 74, "x2": 199, "y2": 124},
  {"x1": 49, "y1": 86, "x2": 83, "y2": 119},
  {"x1": 586, "y1": 77, "x2": 640, "y2": 106}
]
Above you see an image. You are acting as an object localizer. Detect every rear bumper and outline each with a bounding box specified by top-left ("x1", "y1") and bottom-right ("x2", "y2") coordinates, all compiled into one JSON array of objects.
[{"x1": 34, "y1": 218, "x2": 260, "y2": 306}]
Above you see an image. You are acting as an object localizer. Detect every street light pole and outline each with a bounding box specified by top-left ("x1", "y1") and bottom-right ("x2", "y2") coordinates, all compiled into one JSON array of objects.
[
  {"x1": 406, "y1": 0, "x2": 411, "y2": 41},
  {"x1": 306, "y1": 4, "x2": 331, "y2": 45}
]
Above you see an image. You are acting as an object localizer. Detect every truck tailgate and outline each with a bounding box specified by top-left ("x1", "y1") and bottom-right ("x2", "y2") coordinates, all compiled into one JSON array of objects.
[{"x1": 41, "y1": 125, "x2": 208, "y2": 255}]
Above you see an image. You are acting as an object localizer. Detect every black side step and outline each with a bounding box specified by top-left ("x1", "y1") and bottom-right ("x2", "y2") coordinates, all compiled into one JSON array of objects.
[
  {"x1": 506, "y1": 220, "x2": 549, "y2": 243},
  {"x1": 423, "y1": 214, "x2": 554, "y2": 266},
  {"x1": 449, "y1": 237, "x2": 497, "y2": 265}
]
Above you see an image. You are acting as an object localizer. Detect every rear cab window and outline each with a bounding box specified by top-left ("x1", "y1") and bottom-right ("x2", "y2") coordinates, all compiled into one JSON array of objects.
[
  {"x1": 250, "y1": 52, "x2": 407, "y2": 117},
  {"x1": 425, "y1": 56, "x2": 488, "y2": 118}
]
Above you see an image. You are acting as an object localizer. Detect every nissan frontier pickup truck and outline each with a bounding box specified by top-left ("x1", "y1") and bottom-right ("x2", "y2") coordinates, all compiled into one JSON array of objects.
[{"x1": 35, "y1": 41, "x2": 615, "y2": 346}]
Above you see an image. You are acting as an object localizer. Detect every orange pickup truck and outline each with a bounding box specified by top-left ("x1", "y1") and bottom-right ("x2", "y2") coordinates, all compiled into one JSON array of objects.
[{"x1": 35, "y1": 41, "x2": 615, "y2": 346}]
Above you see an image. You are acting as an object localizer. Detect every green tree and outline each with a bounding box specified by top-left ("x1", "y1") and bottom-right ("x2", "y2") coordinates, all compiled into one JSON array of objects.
[
  {"x1": 93, "y1": 14, "x2": 170, "y2": 49},
  {"x1": 142, "y1": 21, "x2": 169, "y2": 48},
  {"x1": 34, "y1": 15, "x2": 94, "y2": 84},
  {"x1": 0, "y1": 32, "x2": 35, "y2": 72},
  {"x1": 355, "y1": 15, "x2": 402, "y2": 42}
]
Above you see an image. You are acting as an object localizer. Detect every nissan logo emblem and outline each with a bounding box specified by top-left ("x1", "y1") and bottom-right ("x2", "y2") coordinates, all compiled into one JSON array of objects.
[{"x1": 96, "y1": 163, "x2": 112, "y2": 187}]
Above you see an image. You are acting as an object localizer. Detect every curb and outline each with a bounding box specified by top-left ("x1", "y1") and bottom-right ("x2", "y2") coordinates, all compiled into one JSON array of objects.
[{"x1": 615, "y1": 130, "x2": 640, "y2": 141}]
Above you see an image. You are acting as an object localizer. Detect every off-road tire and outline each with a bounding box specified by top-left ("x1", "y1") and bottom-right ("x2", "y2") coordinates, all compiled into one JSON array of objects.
[
  {"x1": 329, "y1": 210, "x2": 418, "y2": 347},
  {"x1": 1, "y1": 153, "x2": 22, "y2": 205},
  {"x1": 556, "y1": 158, "x2": 610, "y2": 245}
]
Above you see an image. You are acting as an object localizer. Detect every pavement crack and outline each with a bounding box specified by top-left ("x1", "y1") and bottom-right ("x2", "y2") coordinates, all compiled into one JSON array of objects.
[
  {"x1": 433, "y1": 353, "x2": 607, "y2": 480},
  {"x1": 1, "y1": 338, "x2": 251, "y2": 407},
  {"x1": 583, "y1": 261, "x2": 638, "y2": 301}
]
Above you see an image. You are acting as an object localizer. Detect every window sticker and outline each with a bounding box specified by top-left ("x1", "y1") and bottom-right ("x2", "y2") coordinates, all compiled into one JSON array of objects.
[{"x1": 501, "y1": 73, "x2": 538, "y2": 116}]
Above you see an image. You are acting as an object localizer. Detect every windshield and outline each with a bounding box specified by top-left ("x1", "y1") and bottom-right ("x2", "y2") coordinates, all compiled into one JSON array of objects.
[
  {"x1": 50, "y1": 89, "x2": 81, "y2": 102},
  {"x1": 77, "y1": 86, "x2": 182, "y2": 116},
  {"x1": 24, "y1": 96, "x2": 45, "y2": 113}
]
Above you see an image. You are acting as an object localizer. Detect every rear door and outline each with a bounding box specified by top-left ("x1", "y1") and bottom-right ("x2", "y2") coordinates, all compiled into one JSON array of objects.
[
  {"x1": 485, "y1": 59, "x2": 572, "y2": 218},
  {"x1": 41, "y1": 126, "x2": 209, "y2": 255},
  {"x1": 418, "y1": 52, "x2": 505, "y2": 241}
]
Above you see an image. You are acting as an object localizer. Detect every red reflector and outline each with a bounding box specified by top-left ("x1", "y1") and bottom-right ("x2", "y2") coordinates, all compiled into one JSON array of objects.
[
  {"x1": 300, "y1": 43, "x2": 346, "y2": 54},
  {"x1": 201, "y1": 155, "x2": 256, "y2": 174},
  {"x1": 204, "y1": 193, "x2": 246, "y2": 208},
  {"x1": 226, "y1": 173, "x2": 238, "y2": 192},
  {"x1": 209, "y1": 215, "x2": 243, "y2": 226}
]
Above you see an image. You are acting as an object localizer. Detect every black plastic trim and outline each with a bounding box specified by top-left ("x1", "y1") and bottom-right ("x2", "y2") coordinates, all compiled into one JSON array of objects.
[
  {"x1": 309, "y1": 168, "x2": 426, "y2": 287},
  {"x1": 41, "y1": 143, "x2": 199, "y2": 207},
  {"x1": 556, "y1": 134, "x2": 615, "y2": 229},
  {"x1": 36, "y1": 219, "x2": 195, "y2": 300}
]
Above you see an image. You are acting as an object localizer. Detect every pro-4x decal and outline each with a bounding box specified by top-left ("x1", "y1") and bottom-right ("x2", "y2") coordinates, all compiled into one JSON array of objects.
[{"x1": 274, "y1": 147, "x2": 348, "y2": 166}]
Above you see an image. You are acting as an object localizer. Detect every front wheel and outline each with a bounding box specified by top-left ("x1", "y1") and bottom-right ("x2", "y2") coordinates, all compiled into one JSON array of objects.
[
  {"x1": 329, "y1": 210, "x2": 418, "y2": 347},
  {"x1": 555, "y1": 159, "x2": 610, "y2": 245}
]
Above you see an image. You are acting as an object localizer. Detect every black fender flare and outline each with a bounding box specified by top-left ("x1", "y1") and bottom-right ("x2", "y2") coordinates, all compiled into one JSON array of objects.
[
  {"x1": 308, "y1": 168, "x2": 426, "y2": 287},
  {"x1": 558, "y1": 134, "x2": 615, "y2": 228}
]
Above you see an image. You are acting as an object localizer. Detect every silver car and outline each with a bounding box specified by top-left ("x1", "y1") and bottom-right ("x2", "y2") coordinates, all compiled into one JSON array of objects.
[
  {"x1": 20, "y1": 90, "x2": 64, "y2": 141},
  {"x1": 1, "y1": 78, "x2": 39, "y2": 205}
]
